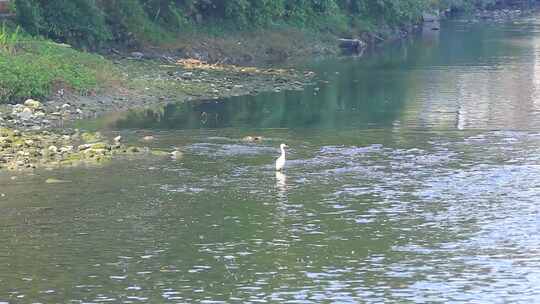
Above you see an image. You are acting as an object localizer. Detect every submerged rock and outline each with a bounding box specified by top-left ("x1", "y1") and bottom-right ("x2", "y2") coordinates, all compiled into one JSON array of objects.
[
  {"x1": 126, "y1": 146, "x2": 140, "y2": 153},
  {"x1": 150, "y1": 150, "x2": 169, "y2": 157},
  {"x1": 242, "y1": 136, "x2": 263, "y2": 143},
  {"x1": 131, "y1": 52, "x2": 145, "y2": 59},
  {"x1": 45, "y1": 178, "x2": 71, "y2": 184},
  {"x1": 170, "y1": 150, "x2": 183, "y2": 160}
]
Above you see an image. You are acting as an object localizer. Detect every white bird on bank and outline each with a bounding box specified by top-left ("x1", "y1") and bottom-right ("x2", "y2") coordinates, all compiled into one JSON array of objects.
[{"x1": 275, "y1": 143, "x2": 289, "y2": 171}]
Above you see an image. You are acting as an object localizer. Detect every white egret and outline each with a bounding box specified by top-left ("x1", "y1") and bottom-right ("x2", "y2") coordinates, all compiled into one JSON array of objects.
[{"x1": 275, "y1": 143, "x2": 289, "y2": 171}]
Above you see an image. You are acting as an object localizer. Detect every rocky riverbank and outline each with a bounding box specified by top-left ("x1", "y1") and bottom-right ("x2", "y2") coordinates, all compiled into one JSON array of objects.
[
  {"x1": 0, "y1": 126, "x2": 170, "y2": 171},
  {"x1": 0, "y1": 58, "x2": 314, "y2": 171},
  {"x1": 0, "y1": 58, "x2": 313, "y2": 131}
]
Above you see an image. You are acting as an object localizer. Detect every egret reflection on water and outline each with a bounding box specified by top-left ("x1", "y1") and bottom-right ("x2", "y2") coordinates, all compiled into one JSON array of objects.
[{"x1": 275, "y1": 171, "x2": 287, "y2": 193}]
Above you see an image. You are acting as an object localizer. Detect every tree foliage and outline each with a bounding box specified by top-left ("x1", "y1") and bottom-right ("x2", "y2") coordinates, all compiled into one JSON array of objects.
[{"x1": 11, "y1": 0, "x2": 513, "y2": 48}]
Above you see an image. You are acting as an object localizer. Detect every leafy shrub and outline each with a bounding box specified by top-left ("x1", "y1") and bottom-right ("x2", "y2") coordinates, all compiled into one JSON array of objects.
[
  {"x1": 14, "y1": 0, "x2": 110, "y2": 49},
  {"x1": 0, "y1": 23, "x2": 20, "y2": 54}
]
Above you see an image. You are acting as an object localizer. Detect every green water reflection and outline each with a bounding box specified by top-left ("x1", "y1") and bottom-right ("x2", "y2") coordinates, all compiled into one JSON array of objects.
[{"x1": 103, "y1": 17, "x2": 540, "y2": 131}]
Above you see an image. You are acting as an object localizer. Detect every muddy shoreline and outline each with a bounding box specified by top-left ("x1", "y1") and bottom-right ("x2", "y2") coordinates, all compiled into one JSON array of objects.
[{"x1": 0, "y1": 58, "x2": 314, "y2": 130}]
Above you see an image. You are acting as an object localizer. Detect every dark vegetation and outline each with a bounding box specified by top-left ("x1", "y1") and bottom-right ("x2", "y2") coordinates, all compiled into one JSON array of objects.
[{"x1": 11, "y1": 0, "x2": 531, "y2": 49}]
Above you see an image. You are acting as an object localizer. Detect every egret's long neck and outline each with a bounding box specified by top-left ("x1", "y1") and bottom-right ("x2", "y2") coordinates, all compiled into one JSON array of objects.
[{"x1": 281, "y1": 147, "x2": 286, "y2": 157}]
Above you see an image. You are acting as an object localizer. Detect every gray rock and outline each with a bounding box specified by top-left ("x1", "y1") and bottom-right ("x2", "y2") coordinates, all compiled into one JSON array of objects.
[
  {"x1": 45, "y1": 178, "x2": 71, "y2": 184},
  {"x1": 60, "y1": 146, "x2": 74, "y2": 153},
  {"x1": 19, "y1": 108, "x2": 34, "y2": 121},
  {"x1": 24, "y1": 99, "x2": 42, "y2": 109},
  {"x1": 131, "y1": 52, "x2": 144, "y2": 59},
  {"x1": 170, "y1": 150, "x2": 183, "y2": 160},
  {"x1": 78, "y1": 144, "x2": 92, "y2": 151}
]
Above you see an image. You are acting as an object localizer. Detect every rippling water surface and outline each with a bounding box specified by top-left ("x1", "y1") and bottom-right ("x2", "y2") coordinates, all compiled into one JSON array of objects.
[{"x1": 3, "y1": 16, "x2": 540, "y2": 303}]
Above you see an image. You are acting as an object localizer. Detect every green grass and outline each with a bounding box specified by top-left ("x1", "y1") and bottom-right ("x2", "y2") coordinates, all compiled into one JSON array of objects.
[{"x1": 0, "y1": 26, "x2": 119, "y2": 104}]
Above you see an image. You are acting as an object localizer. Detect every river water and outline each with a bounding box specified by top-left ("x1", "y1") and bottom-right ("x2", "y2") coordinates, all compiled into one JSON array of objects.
[{"x1": 3, "y1": 16, "x2": 540, "y2": 303}]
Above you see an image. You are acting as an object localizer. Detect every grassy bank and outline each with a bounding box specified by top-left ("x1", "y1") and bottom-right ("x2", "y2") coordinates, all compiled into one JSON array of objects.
[
  {"x1": 0, "y1": 24, "x2": 119, "y2": 104},
  {"x1": 0, "y1": 21, "x2": 314, "y2": 125}
]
